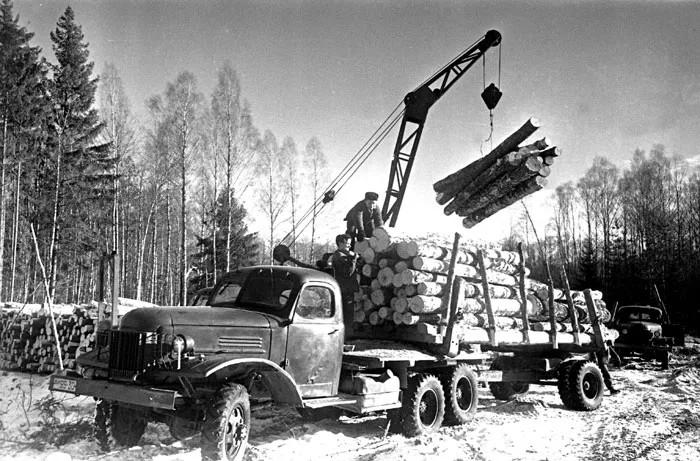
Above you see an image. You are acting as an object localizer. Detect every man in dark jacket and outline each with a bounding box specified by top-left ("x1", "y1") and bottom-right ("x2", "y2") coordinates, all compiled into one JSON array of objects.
[
  {"x1": 331, "y1": 234, "x2": 359, "y2": 339},
  {"x1": 345, "y1": 191, "x2": 384, "y2": 247}
]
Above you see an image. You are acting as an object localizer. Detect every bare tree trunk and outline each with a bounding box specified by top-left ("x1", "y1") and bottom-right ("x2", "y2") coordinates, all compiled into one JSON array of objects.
[
  {"x1": 0, "y1": 115, "x2": 7, "y2": 299},
  {"x1": 136, "y1": 199, "x2": 157, "y2": 300},
  {"x1": 166, "y1": 195, "x2": 173, "y2": 306},
  {"x1": 150, "y1": 211, "x2": 158, "y2": 304},
  {"x1": 49, "y1": 143, "x2": 62, "y2": 302},
  {"x1": 180, "y1": 140, "x2": 188, "y2": 306},
  {"x1": 10, "y1": 161, "x2": 21, "y2": 302}
]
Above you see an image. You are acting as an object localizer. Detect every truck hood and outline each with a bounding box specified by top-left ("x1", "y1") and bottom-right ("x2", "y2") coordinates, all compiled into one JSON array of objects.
[
  {"x1": 120, "y1": 306, "x2": 273, "y2": 331},
  {"x1": 120, "y1": 307, "x2": 274, "y2": 357}
]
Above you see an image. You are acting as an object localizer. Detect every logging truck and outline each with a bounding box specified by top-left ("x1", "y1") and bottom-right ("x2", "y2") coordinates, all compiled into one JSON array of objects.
[
  {"x1": 46, "y1": 28, "x2": 615, "y2": 460},
  {"x1": 48, "y1": 231, "x2": 614, "y2": 461}
]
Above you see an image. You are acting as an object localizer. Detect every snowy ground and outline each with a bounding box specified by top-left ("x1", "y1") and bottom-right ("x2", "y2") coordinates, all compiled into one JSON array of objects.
[{"x1": 1, "y1": 341, "x2": 698, "y2": 461}]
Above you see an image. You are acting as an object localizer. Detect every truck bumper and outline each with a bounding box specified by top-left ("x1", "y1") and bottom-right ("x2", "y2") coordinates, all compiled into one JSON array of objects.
[{"x1": 49, "y1": 375, "x2": 179, "y2": 410}]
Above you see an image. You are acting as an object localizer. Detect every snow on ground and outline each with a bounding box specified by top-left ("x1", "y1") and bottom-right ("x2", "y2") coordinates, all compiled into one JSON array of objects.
[{"x1": 0, "y1": 342, "x2": 698, "y2": 461}]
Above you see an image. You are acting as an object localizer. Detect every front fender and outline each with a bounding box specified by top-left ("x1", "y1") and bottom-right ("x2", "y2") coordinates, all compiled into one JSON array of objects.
[{"x1": 179, "y1": 357, "x2": 303, "y2": 406}]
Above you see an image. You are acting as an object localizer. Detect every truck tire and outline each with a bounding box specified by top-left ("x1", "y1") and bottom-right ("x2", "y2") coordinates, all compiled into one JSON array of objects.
[
  {"x1": 565, "y1": 360, "x2": 604, "y2": 411},
  {"x1": 201, "y1": 383, "x2": 250, "y2": 461},
  {"x1": 94, "y1": 400, "x2": 147, "y2": 451},
  {"x1": 656, "y1": 350, "x2": 670, "y2": 370},
  {"x1": 400, "y1": 373, "x2": 445, "y2": 437},
  {"x1": 557, "y1": 360, "x2": 575, "y2": 409},
  {"x1": 488, "y1": 358, "x2": 530, "y2": 401},
  {"x1": 442, "y1": 364, "x2": 478, "y2": 425}
]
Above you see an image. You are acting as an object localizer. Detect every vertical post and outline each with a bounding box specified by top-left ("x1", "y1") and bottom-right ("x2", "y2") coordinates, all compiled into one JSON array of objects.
[
  {"x1": 111, "y1": 250, "x2": 119, "y2": 328},
  {"x1": 476, "y1": 249, "x2": 497, "y2": 347},
  {"x1": 442, "y1": 232, "x2": 462, "y2": 357},
  {"x1": 545, "y1": 261, "x2": 558, "y2": 349},
  {"x1": 584, "y1": 289, "x2": 605, "y2": 350},
  {"x1": 560, "y1": 268, "x2": 581, "y2": 346},
  {"x1": 517, "y1": 243, "x2": 530, "y2": 344}
]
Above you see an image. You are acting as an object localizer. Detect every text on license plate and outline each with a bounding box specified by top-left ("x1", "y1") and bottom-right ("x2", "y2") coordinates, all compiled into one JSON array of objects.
[{"x1": 52, "y1": 377, "x2": 77, "y2": 393}]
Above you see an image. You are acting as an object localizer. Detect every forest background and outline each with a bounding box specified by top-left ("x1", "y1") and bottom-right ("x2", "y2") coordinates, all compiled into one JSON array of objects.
[{"x1": 1, "y1": 1, "x2": 699, "y2": 329}]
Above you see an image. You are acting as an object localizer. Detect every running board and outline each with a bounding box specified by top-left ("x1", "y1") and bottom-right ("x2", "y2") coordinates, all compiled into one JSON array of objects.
[{"x1": 303, "y1": 391, "x2": 401, "y2": 414}]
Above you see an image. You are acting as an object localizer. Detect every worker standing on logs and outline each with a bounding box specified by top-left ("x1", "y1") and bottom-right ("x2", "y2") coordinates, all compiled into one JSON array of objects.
[
  {"x1": 345, "y1": 191, "x2": 383, "y2": 248},
  {"x1": 331, "y1": 234, "x2": 359, "y2": 339}
]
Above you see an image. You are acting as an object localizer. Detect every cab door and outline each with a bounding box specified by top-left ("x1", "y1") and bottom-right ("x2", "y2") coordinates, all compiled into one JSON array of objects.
[{"x1": 285, "y1": 283, "x2": 344, "y2": 398}]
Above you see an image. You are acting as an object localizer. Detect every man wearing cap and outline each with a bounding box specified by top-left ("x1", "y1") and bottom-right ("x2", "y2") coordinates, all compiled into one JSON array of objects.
[{"x1": 345, "y1": 191, "x2": 384, "y2": 247}]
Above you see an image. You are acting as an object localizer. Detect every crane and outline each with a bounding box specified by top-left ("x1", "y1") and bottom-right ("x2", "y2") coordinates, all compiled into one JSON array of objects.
[
  {"x1": 381, "y1": 29, "x2": 502, "y2": 226},
  {"x1": 278, "y1": 30, "x2": 502, "y2": 254}
]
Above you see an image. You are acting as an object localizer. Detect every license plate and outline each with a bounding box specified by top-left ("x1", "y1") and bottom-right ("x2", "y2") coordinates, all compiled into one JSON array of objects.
[{"x1": 52, "y1": 377, "x2": 77, "y2": 393}]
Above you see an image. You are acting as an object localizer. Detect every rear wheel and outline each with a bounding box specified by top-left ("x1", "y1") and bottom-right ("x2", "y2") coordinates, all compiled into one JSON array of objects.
[
  {"x1": 557, "y1": 360, "x2": 575, "y2": 409},
  {"x1": 565, "y1": 360, "x2": 604, "y2": 411},
  {"x1": 400, "y1": 373, "x2": 445, "y2": 436},
  {"x1": 200, "y1": 383, "x2": 250, "y2": 461},
  {"x1": 442, "y1": 364, "x2": 478, "y2": 425},
  {"x1": 94, "y1": 400, "x2": 148, "y2": 451}
]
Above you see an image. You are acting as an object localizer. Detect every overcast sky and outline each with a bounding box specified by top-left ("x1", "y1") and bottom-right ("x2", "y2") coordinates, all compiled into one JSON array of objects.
[{"x1": 14, "y1": 0, "x2": 700, "y2": 241}]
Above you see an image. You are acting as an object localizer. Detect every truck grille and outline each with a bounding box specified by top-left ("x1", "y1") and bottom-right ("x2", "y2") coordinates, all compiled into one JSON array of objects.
[{"x1": 108, "y1": 331, "x2": 167, "y2": 380}]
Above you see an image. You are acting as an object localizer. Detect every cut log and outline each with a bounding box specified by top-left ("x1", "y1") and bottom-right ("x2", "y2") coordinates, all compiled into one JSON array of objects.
[
  {"x1": 433, "y1": 117, "x2": 540, "y2": 204},
  {"x1": 376, "y1": 267, "x2": 395, "y2": 287},
  {"x1": 444, "y1": 152, "x2": 544, "y2": 216},
  {"x1": 452, "y1": 155, "x2": 545, "y2": 217},
  {"x1": 461, "y1": 175, "x2": 548, "y2": 228},
  {"x1": 407, "y1": 295, "x2": 445, "y2": 314},
  {"x1": 416, "y1": 281, "x2": 447, "y2": 296},
  {"x1": 400, "y1": 269, "x2": 448, "y2": 285},
  {"x1": 370, "y1": 288, "x2": 392, "y2": 306}
]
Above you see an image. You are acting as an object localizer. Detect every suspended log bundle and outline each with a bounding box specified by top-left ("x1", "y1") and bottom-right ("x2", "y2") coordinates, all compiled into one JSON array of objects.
[
  {"x1": 353, "y1": 229, "x2": 617, "y2": 348},
  {"x1": 433, "y1": 118, "x2": 561, "y2": 229}
]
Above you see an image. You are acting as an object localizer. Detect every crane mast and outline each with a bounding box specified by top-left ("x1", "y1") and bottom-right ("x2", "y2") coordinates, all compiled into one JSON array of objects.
[{"x1": 381, "y1": 29, "x2": 502, "y2": 227}]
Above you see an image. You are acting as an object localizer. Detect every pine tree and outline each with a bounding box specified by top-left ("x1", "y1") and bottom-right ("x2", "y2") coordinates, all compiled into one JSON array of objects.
[
  {"x1": 0, "y1": 0, "x2": 48, "y2": 300},
  {"x1": 44, "y1": 5, "x2": 101, "y2": 301}
]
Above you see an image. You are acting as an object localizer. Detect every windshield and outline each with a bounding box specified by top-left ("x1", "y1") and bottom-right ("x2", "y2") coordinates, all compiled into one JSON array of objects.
[
  {"x1": 212, "y1": 268, "x2": 299, "y2": 318},
  {"x1": 619, "y1": 307, "x2": 662, "y2": 322}
]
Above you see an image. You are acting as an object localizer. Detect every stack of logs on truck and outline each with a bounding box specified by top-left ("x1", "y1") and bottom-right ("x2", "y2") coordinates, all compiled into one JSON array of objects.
[
  {"x1": 434, "y1": 117, "x2": 559, "y2": 228},
  {"x1": 353, "y1": 228, "x2": 613, "y2": 346},
  {"x1": 352, "y1": 228, "x2": 618, "y2": 406}
]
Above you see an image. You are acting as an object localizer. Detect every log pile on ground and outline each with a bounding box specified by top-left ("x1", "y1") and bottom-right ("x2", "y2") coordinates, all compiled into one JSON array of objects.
[
  {"x1": 433, "y1": 117, "x2": 560, "y2": 228},
  {"x1": 0, "y1": 297, "x2": 158, "y2": 374},
  {"x1": 353, "y1": 228, "x2": 616, "y2": 347},
  {"x1": 0, "y1": 305, "x2": 97, "y2": 373}
]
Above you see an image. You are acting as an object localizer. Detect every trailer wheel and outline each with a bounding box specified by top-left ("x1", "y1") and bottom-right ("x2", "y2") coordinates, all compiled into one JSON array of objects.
[
  {"x1": 488, "y1": 358, "x2": 530, "y2": 401},
  {"x1": 442, "y1": 364, "x2": 478, "y2": 425},
  {"x1": 557, "y1": 360, "x2": 575, "y2": 409},
  {"x1": 565, "y1": 360, "x2": 604, "y2": 411},
  {"x1": 201, "y1": 383, "x2": 250, "y2": 461},
  {"x1": 94, "y1": 400, "x2": 147, "y2": 451},
  {"x1": 400, "y1": 373, "x2": 445, "y2": 436}
]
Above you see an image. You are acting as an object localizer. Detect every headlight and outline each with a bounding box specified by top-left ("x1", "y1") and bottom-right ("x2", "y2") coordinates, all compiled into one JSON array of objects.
[
  {"x1": 653, "y1": 330, "x2": 661, "y2": 338},
  {"x1": 171, "y1": 335, "x2": 195, "y2": 354},
  {"x1": 621, "y1": 328, "x2": 628, "y2": 335}
]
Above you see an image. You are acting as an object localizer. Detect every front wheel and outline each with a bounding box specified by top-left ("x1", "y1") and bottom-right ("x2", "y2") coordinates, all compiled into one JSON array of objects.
[
  {"x1": 200, "y1": 383, "x2": 251, "y2": 461},
  {"x1": 442, "y1": 364, "x2": 478, "y2": 425},
  {"x1": 94, "y1": 400, "x2": 148, "y2": 451},
  {"x1": 400, "y1": 373, "x2": 445, "y2": 436}
]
